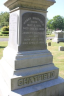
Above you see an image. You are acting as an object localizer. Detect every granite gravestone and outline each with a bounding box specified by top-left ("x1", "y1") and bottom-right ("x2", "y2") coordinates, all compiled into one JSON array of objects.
[
  {"x1": 52, "y1": 30, "x2": 64, "y2": 43},
  {"x1": 59, "y1": 46, "x2": 64, "y2": 51},
  {"x1": 8, "y1": 12, "x2": 46, "y2": 51},
  {"x1": 0, "y1": 0, "x2": 64, "y2": 96},
  {"x1": 21, "y1": 12, "x2": 46, "y2": 51}
]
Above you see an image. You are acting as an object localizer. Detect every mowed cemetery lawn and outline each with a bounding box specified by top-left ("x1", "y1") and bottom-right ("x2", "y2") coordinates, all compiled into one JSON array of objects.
[
  {"x1": 0, "y1": 36, "x2": 9, "y2": 38},
  {"x1": 47, "y1": 40, "x2": 64, "y2": 79},
  {"x1": 0, "y1": 42, "x2": 8, "y2": 59},
  {"x1": 0, "y1": 40, "x2": 64, "y2": 79}
]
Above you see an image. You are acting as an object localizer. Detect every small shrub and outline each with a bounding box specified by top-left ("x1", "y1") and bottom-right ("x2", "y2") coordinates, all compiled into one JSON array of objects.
[
  {"x1": 3, "y1": 34, "x2": 7, "y2": 36},
  {"x1": 0, "y1": 31, "x2": 2, "y2": 36},
  {"x1": 0, "y1": 34, "x2": 2, "y2": 36},
  {"x1": 0, "y1": 34, "x2": 9, "y2": 36},
  {"x1": 1, "y1": 26, "x2": 9, "y2": 31},
  {"x1": 1, "y1": 31, "x2": 9, "y2": 34}
]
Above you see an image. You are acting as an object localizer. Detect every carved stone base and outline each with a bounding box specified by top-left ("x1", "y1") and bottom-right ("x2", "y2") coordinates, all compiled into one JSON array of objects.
[
  {"x1": 0, "y1": 57, "x2": 58, "y2": 90},
  {"x1": 3, "y1": 47, "x2": 53, "y2": 70},
  {"x1": 0, "y1": 73, "x2": 64, "y2": 96},
  {"x1": 52, "y1": 37, "x2": 64, "y2": 43}
]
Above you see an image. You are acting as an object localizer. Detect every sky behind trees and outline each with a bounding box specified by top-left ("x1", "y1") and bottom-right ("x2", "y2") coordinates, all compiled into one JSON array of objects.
[
  {"x1": 0, "y1": 0, "x2": 64, "y2": 19},
  {"x1": 47, "y1": 0, "x2": 64, "y2": 19}
]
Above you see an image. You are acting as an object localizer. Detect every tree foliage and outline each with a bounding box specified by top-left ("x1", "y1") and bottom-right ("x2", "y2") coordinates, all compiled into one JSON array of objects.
[
  {"x1": 1, "y1": 26, "x2": 9, "y2": 31},
  {"x1": 0, "y1": 12, "x2": 9, "y2": 27},
  {"x1": 47, "y1": 19, "x2": 53, "y2": 29},
  {"x1": 47, "y1": 15, "x2": 64, "y2": 30}
]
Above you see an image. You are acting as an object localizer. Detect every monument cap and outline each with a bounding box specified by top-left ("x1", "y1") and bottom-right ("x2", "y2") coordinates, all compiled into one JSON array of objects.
[{"x1": 4, "y1": 0, "x2": 56, "y2": 11}]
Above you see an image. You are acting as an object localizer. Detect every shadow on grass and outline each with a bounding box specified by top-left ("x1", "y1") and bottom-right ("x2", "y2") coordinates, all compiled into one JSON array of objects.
[{"x1": 0, "y1": 46, "x2": 5, "y2": 48}]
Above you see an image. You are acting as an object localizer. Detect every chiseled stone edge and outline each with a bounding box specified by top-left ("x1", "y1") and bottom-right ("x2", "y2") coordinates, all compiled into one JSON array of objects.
[
  {"x1": 4, "y1": 0, "x2": 56, "y2": 11},
  {"x1": 11, "y1": 77, "x2": 64, "y2": 96},
  {"x1": 10, "y1": 7, "x2": 47, "y2": 13},
  {"x1": 3, "y1": 47, "x2": 53, "y2": 70},
  {"x1": 0, "y1": 74, "x2": 64, "y2": 96},
  {"x1": 11, "y1": 69, "x2": 58, "y2": 90},
  {"x1": 0, "y1": 59, "x2": 59, "y2": 90}
]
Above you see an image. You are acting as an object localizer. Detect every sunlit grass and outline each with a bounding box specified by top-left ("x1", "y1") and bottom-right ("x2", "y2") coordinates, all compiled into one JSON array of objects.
[
  {"x1": 0, "y1": 36, "x2": 9, "y2": 38},
  {"x1": 0, "y1": 42, "x2": 8, "y2": 59},
  {"x1": 47, "y1": 34, "x2": 55, "y2": 37},
  {"x1": 0, "y1": 40, "x2": 64, "y2": 78},
  {"x1": 47, "y1": 40, "x2": 64, "y2": 78}
]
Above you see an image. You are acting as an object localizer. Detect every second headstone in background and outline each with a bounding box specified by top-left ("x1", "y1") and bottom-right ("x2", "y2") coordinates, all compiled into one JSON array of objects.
[{"x1": 52, "y1": 30, "x2": 64, "y2": 43}]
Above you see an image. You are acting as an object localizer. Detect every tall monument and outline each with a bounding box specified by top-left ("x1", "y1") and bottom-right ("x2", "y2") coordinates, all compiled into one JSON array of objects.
[{"x1": 0, "y1": 0, "x2": 64, "y2": 96}]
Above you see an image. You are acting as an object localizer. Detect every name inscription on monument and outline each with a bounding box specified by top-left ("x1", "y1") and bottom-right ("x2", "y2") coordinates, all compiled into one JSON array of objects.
[
  {"x1": 20, "y1": 12, "x2": 46, "y2": 51},
  {"x1": 18, "y1": 71, "x2": 55, "y2": 87}
]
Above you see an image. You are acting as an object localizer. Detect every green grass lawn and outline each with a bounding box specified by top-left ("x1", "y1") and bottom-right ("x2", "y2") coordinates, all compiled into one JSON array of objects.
[
  {"x1": 0, "y1": 42, "x2": 8, "y2": 59},
  {"x1": 47, "y1": 34, "x2": 55, "y2": 37},
  {"x1": 47, "y1": 40, "x2": 64, "y2": 78},
  {"x1": 0, "y1": 36, "x2": 9, "y2": 38},
  {"x1": 0, "y1": 41, "x2": 64, "y2": 79}
]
